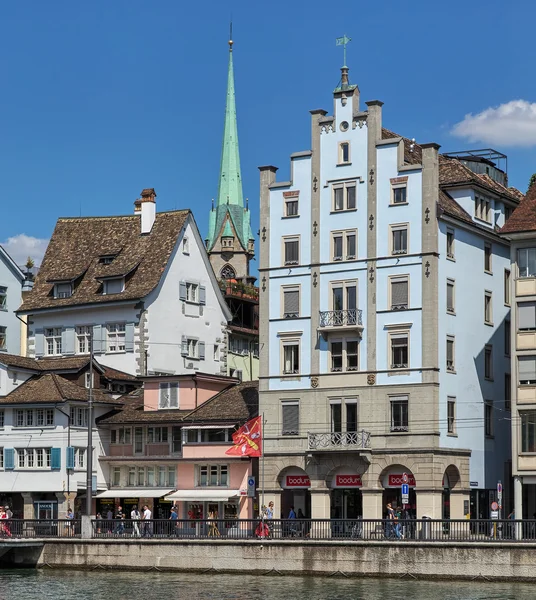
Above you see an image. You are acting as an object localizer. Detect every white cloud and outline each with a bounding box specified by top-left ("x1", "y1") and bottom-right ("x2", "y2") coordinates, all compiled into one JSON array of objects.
[
  {"x1": 2, "y1": 234, "x2": 49, "y2": 268},
  {"x1": 451, "y1": 100, "x2": 536, "y2": 147}
]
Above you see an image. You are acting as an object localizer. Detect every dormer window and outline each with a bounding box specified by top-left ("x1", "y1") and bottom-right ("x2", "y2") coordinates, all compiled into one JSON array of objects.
[
  {"x1": 99, "y1": 255, "x2": 117, "y2": 265},
  {"x1": 54, "y1": 283, "x2": 72, "y2": 299},
  {"x1": 103, "y1": 278, "x2": 124, "y2": 295}
]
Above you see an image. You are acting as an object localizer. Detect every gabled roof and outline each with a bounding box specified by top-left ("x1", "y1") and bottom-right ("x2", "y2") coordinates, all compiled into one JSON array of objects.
[
  {"x1": 501, "y1": 184, "x2": 536, "y2": 235},
  {"x1": 437, "y1": 190, "x2": 473, "y2": 224},
  {"x1": 18, "y1": 210, "x2": 189, "y2": 313},
  {"x1": 0, "y1": 373, "x2": 119, "y2": 405},
  {"x1": 0, "y1": 244, "x2": 25, "y2": 283}
]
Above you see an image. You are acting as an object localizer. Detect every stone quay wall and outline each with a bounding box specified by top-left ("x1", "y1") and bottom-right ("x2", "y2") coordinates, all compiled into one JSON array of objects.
[{"x1": 24, "y1": 539, "x2": 536, "y2": 582}]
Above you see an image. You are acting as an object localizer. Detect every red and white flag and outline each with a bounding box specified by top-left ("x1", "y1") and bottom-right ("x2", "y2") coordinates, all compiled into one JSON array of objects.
[{"x1": 225, "y1": 416, "x2": 262, "y2": 457}]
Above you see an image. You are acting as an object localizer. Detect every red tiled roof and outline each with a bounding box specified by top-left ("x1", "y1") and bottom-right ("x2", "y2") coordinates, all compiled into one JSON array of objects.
[{"x1": 501, "y1": 184, "x2": 536, "y2": 234}]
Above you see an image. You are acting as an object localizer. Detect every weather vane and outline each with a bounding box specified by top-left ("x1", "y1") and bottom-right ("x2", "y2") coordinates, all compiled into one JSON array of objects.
[{"x1": 336, "y1": 34, "x2": 351, "y2": 67}]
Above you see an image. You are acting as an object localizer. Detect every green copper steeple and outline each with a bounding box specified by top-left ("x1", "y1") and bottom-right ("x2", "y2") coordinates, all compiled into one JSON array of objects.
[{"x1": 206, "y1": 35, "x2": 254, "y2": 265}]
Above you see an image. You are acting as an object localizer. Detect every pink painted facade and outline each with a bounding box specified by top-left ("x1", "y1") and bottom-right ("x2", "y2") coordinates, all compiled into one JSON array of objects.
[{"x1": 143, "y1": 376, "x2": 231, "y2": 412}]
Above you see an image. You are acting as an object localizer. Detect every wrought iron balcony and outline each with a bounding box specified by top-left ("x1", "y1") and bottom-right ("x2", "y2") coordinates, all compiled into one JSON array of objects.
[
  {"x1": 308, "y1": 430, "x2": 371, "y2": 451},
  {"x1": 318, "y1": 309, "x2": 363, "y2": 337}
]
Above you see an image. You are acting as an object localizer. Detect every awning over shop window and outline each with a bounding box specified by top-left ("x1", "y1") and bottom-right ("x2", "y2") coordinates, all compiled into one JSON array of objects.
[
  {"x1": 164, "y1": 489, "x2": 241, "y2": 502},
  {"x1": 96, "y1": 489, "x2": 174, "y2": 499}
]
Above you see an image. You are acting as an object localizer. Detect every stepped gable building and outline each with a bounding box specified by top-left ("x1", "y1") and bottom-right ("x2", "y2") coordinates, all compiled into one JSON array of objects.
[
  {"x1": 17, "y1": 190, "x2": 232, "y2": 377},
  {"x1": 0, "y1": 353, "x2": 128, "y2": 518},
  {"x1": 205, "y1": 37, "x2": 259, "y2": 382},
  {"x1": 501, "y1": 180, "x2": 536, "y2": 520},
  {"x1": 258, "y1": 57, "x2": 521, "y2": 522},
  {"x1": 96, "y1": 375, "x2": 258, "y2": 521}
]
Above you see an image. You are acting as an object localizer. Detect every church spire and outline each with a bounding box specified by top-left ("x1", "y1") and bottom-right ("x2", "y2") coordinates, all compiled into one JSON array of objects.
[{"x1": 216, "y1": 29, "x2": 243, "y2": 208}]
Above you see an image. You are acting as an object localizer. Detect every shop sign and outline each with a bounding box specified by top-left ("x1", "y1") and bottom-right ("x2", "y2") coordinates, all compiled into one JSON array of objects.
[
  {"x1": 388, "y1": 474, "x2": 416, "y2": 487},
  {"x1": 285, "y1": 475, "x2": 311, "y2": 488},
  {"x1": 335, "y1": 474, "x2": 362, "y2": 487}
]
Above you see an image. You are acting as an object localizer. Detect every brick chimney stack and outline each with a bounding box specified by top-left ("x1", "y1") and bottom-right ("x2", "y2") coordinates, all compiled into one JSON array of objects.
[{"x1": 139, "y1": 188, "x2": 156, "y2": 234}]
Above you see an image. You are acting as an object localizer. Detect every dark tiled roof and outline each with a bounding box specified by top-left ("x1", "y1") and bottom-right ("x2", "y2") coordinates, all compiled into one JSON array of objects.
[
  {"x1": 381, "y1": 128, "x2": 422, "y2": 165},
  {"x1": 36, "y1": 356, "x2": 93, "y2": 372},
  {"x1": 437, "y1": 190, "x2": 473, "y2": 224},
  {"x1": 0, "y1": 373, "x2": 118, "y2": 405},
  {"x1": 0, "y1": 353, "x2": 42, "y2": 371},
  {"x1": 19, "y1": 209, "x2": 189, "y2": 312},
  {"x1": 97, "y1": 381, "x2": 259, "y2": 425},
  {"x1": 501, "y1": 184, "x2": 536, "y2": 234},
  {"x1": 100, "y1": 364, "x2": 139, "y2": 382},
  {"x1": 182, "y1": 381, "x2": 258, "y2": 422}
]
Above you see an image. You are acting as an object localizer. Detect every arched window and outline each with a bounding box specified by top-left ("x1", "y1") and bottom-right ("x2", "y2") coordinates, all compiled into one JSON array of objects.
[{"x1": 220, "y1": 265, "x2": 236, "y2": 280}]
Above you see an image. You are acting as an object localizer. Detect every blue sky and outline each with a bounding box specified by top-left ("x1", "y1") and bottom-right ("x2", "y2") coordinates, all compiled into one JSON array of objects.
[{"x1": 2, "y1": 0, "x2": 535, "y2": 270}]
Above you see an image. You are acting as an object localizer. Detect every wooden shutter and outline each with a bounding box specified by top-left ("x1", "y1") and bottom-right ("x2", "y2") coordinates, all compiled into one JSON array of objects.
[
  {"x1": 179, "y1": 281, "x2": 187, "y2": 301},
  {"x1": 51, "y1": 447, "x2": 61, "y2": 470},
  {"x1": 66, "y1": 446, "x2": 75, "y2": 470},
  {"x1": 169, "y1": 384, "x2": 179, "y2": 408},
  {"x1": 4, "y1": 448, "x2": 14, "y2": 470},
  {"x1": 198, "y1": 341, "x2": 205, "y2": 360},
  {"x1": 92, "y1": 325, "x2": 103, "y2": 354},
  {"x1": 199, "y1": 286, "x2": 206, "y2": 305},
  {"x1": 282, "y1": 403, "x2": 299, "y2": 435},
  {"x1": 62, "y1": 327, "x2": 75, "y2": 355},
  {"x1": 125, "y1": 323, "x2": 135, "y2": 352},
  {"x1": 34, "y1": 329, "x2": 45, "y2": 358},
  {"x1": 181, "y1": 336, "x2": 188, "y2": 357}
]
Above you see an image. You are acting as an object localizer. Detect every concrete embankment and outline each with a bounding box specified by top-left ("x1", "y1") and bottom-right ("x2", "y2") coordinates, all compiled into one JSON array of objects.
[{"x1": 3, "y1": 539, "x2": 533, "y2": 581}]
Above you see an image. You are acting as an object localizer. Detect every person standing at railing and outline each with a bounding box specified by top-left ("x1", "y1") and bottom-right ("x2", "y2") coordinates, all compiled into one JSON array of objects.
[
  {"x1": 0, "y1": 507, "x2": 11, "y2": 538},
  {"x1": 106, "y1": 508, "x2": 114, "y2": 534},
  {"x1": 386, "y1": 503, "x2": 395, "y2": 538},
  {"x1": 65, "y1": 508, "x2": 74, "y2": 537},
  {"x1": 130, "y1": 505, "x2": 141, "y2": 537},
  {"x1": 113, "y1": 506, "x2": 125, "y2": 535},
  {"x1": 142, "y1": 505, "x2": 152, "y2": 538}
]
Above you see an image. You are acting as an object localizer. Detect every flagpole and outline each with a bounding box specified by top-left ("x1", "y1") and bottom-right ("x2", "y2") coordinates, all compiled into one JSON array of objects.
[{"x1": 261, "y1": 412, "x2": 265, "y2": 529}]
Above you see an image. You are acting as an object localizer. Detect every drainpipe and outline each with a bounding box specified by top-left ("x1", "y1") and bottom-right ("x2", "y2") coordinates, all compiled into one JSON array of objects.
[{"x1": 194, "y1": 375, "x2": 198, "y2": 409}]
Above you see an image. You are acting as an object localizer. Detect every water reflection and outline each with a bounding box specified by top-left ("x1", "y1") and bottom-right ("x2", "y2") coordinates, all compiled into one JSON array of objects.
[{"x1": 0, "y1": 570, "x2": 531, "y2": 600}]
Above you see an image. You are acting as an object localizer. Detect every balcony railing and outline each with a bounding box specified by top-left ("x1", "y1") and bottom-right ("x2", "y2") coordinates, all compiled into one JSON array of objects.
[
  {"x1": 220, "y1": 281, "x2": 259, "y2": 302},
  {"x1": 319, "y1": 308, "x2": 363, "y2": 331},
  {"x1": 308, "y1": 430, "x2": 371, "y2": 451}
]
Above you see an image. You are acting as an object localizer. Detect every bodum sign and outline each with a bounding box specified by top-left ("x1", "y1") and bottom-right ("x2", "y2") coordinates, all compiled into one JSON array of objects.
[
  {"x1": 285, "y1": 475, "x2": 311, "y2": 488},
  {"x1": 335, "y1": 475, "x2": 362, "y2": 487}
]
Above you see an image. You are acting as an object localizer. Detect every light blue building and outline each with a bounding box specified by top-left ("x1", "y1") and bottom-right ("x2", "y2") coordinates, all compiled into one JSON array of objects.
[
  {"x1": 0, "y1": 245, "x2": 26, "y2": 356},
  {"x1": 258, "y1": 60, "x2": 519, "y2": 522}
]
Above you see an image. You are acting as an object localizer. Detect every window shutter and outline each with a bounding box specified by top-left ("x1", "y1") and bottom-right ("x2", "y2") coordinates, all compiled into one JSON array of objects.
[
  {"x1": 181, "y1": 336, "x2": 188, "y2": 357},
  {"x1": 284, "y1": 290, "x2": 299, "y2": 316},
  {"x1": 447, "y1": 283, "x2": 454, "y2": 309},
  {"x1": 282, "y1": 403, "x2": 299, "y2": 435},
  {"x1": 179, "y1": 281, "x2": 187, "y2": 301},
  {"x1": 519, "y1": 357, "x2": 536, "y2": 381},
  {"x1": 66, "y1": 446, "x2": 75, "y2": 470},
  {"x1": 51, "y1": 447, "x2": 61, "y2": 470},
  {"x1": 169, "y1": 383, "x2": 179, "y2": 408},
  {"x1": 34, "y1": 329, "x2": 45, "y2": 358},
  {"x1": 392, "y1": 280, "x2": 408, "y2": 307},
  {"x1": 4, "y1": 448, "x2": 14, "y2": 470},
  {"x1": 92, "y1": 325, "x2": 103, "y2": 354},
  {"x1": 199, "y1": 286, "x2": 206, "y2": 305},
  {"x1": 198, "y1": 341, "x2": 205, "y2": 360},
  {"x1": 62, "y1": 327, "x2": 75, "y2": 356},
  {"x1": 125, "y1": 322, "x2": 135, "y2": 352},
  {"x1": 519, "y1": 303, "x2": 536, "y2": 330}
]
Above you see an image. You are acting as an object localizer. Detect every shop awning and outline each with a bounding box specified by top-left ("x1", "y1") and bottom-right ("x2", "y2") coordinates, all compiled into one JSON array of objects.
[
  {"x1": 96, "y1": 489, "x2": 173, "y2": 499},
  {"x1": 164, "y1": 490, "x2": 241, "y2": 502}
]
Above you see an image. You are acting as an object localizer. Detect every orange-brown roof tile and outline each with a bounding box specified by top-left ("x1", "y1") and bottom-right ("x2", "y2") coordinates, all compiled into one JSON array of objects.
[{"x1": 501, "y1": 184, "x2": 536, "y2": 234}]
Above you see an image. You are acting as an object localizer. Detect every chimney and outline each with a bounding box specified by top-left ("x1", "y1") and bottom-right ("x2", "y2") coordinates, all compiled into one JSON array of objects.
[
  {"x1": 133, "y1": 198, "x2": 142, "y2": 214},
  {"x1": 139, "y1": 188, "x2": 156, "y2": 234}
]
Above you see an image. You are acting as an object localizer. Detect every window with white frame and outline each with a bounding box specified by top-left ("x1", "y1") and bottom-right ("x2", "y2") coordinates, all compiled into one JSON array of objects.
[
  {"x1": 282, "y1": 340, "x2": 300, "y2": 375},
  {"x1": 16, "y1": 448, "x2": 51, "y2": 469},
  {"x1": 283, "y1": 286, "x2": 300, "y2": 318},
  {"x1": 332, "y1": 182, "x2": 356, "y2": 211},
  {"x1": 332, "y1": 230, "x2": 357, "y2": 261},
  {"x1": 390, "y1": 275, "x2": 408, "y2": 310},
  {"x1": 213, "y1": 344, "x2": 219, "y2": 361},
  {"x1": 339, "y1": 142, "x2": 350, "y2": 164},
  {"x1": 389, "y1": 331, "x2": 409, "y2": 369},
  {"x1": 475, "y1": 196, "x2": 491, "y2": 223},
  {"x1": 391, "y1": 183, "x2": 407, "y2": 205},
  {"x1": 446, "y1": 229, "x2": 455, "y2": 259},
  {"x1": 332, "y1": 282, "x2": 357, "y2": 315},
  {"x1": 185, "y1": 428, "x2": 232, "y2": 443},
  {"x1": 84, "y1": 372, "x2": 93, "y2": 389},
  {"x1": 284, "y1": 194, "x2": 299, "y2": 217},
  {"x1": 447, "y1": 279, "x2": 455, "y2": 314},
  {"x1": 70, "y1": 407, "x2": 89, "y2": 428},
  {"x1": 447, "y1": 397, "x2": 456, "y2": 434},
  {"x1": 282, "y1": 400, "x2": 299, "y2": 435},
  {"x1": 45, "y1": 328, "x2": 62, "y2": 355},
  {"x1": 182, "y1": 236, "x2": 190, "y2": 254},
  {"x1": 484, "y1": 344, "x2": 493, "y2": 380},
  {"x1": 330, "y1": 339, "x2": 359, "y2": 372},
  {"x1": 107, "y1": 323, "x2": 126, "y2": 352},
  {"x1": 228, "y1": 336, "x2": 251, "y2": 355},
  {"x1": 159, "y1": 382, "x2": 179, "y2": 409},
  {"x1": 446, "y1": 336, "x2": 455, "y2": 372},
  {"x1": 518, "y1": 248, "x2": 536, "y2": 278},
  {"x1": 76, "y1": 326, "x2": 91, "y2": 354},
  {"x1": 198, "y1": 464, "x2": 228, "y2": 487},
  {"x1": 186, "y1": 282, "x2": 198, "y2": 302},
  {"x1": 484, "y1": 291, "x2": 493, "y2": 324},
  {"x1": 521, "y1": 412, "x2": 536, "y2": 452},
  {"x1": 15, "y1": 408, "x2": 54, "y2": 427},
  {"x1": 112, "y1": 466, "x2": 121, "y2": 486},
  {"x1": 147, "y1": 426, "x2": 169, "y2": 444},
  {"x1": 484, "y1": 243, "x2": 492, "y2": 273},
  {"x1": 0, "y1": 286, "x2": 6, "y2": 310},
  {"x1": 111, "y1": 427, "x2": 132, "y2": 444},
  {"x1": 0, "y1": 326, "x2": 6, "y2": 351},
  {"x1": 283, "y1": 237, "x2": 300, "y2": 266},
  {"x1": 54, "y1": 282, "x2": 72, "y2": 299},
  {"x1": 519, "y1": 357, "x2": 536, "y2": 385},
  {"x1": 182, "y1": 337, "x2": 199, "y2": 359},
  {"x1": 390, "y1": 395, "x2": 408, "y2": 432},
  {"x1": 103, "y1": 278, "x2": 124, "y2": 295},
  {"x1": 390, "y1": 224, "x2": 408, "y2": 255},
  {"x1": 75, "y1": 448, "x2": 86, "y2": 469},
  {"x1": 504, "y1": 269, "x2": 511, "y2": 305}
]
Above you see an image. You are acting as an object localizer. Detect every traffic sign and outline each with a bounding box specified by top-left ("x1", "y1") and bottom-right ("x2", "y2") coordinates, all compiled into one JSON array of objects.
[
  {"x1": 402, "y1": 473, "x2": 409, "y2": 484},
  {"x1": 491, "y1": 510, "x2": 499, "y2": 520},
  {"x1": 491, "y1": 501, "x2": 499, "y2": 511},
  {"x1": 401, "y1": 483, "x2": 409, "y2": 505},
  {"x1": 247, "y1": 476, "x2": 256, "y2": 498}
]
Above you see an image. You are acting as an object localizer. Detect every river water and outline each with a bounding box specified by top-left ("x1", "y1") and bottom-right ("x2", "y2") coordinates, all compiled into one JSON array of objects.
[{"x1": 0, "y1": 569, "x2": 534, "y2": 599}]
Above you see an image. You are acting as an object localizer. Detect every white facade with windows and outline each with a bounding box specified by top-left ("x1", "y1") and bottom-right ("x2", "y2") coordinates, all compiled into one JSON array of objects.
[
  {"x1": 0, "y1": 245, "x2": 26, "y2": 356},
  {"x1": 258, "y1": 65, "x2": 517, "y2": 521}
]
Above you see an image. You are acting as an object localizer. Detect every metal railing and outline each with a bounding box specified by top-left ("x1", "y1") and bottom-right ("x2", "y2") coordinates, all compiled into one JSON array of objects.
[
  {"x1": 308, "y1": 430, "x2": 371, "y2": 450},
  {"x1": 89, "y1": 518, "x2": 536, "y2": 542},
  {"x1": 0, "y1": 519, "x2": 81, "y2": 539},
  {"x1": 319, "y1": 309, "x2": 363, "y2": 328}
]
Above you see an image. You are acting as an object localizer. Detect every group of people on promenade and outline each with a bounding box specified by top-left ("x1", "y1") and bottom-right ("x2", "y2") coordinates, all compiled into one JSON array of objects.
[
  {"x1": 95, "y1": 505, "x2": 153, "y2": 537},
  {"x1": 0, "y1": 506, "x2": 13, "y2": 537},
  {"x1": 255, "y1": 502, "x2": 310, "y2": 538}
]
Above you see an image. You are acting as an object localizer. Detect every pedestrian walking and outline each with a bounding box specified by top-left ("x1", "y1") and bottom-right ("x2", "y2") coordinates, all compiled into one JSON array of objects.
[
  {"x1": 386, "y1": 502, "x2": 395, "y2": 538},
  {"x1": 106, "y1": 508, "x2": 114, "y2": 533},
  {"x1": 96, "y1": 512, "x2": 102, "y2": 535},
  {"x1": 131, "y1": 505, "x2": 141, "y2": 537},
  {"x1": 142, "y1": 505, "x2": 152, "y2": 537},
  {"x1": 113, "y1": 506, "x2": 125, "y2": 535}
]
